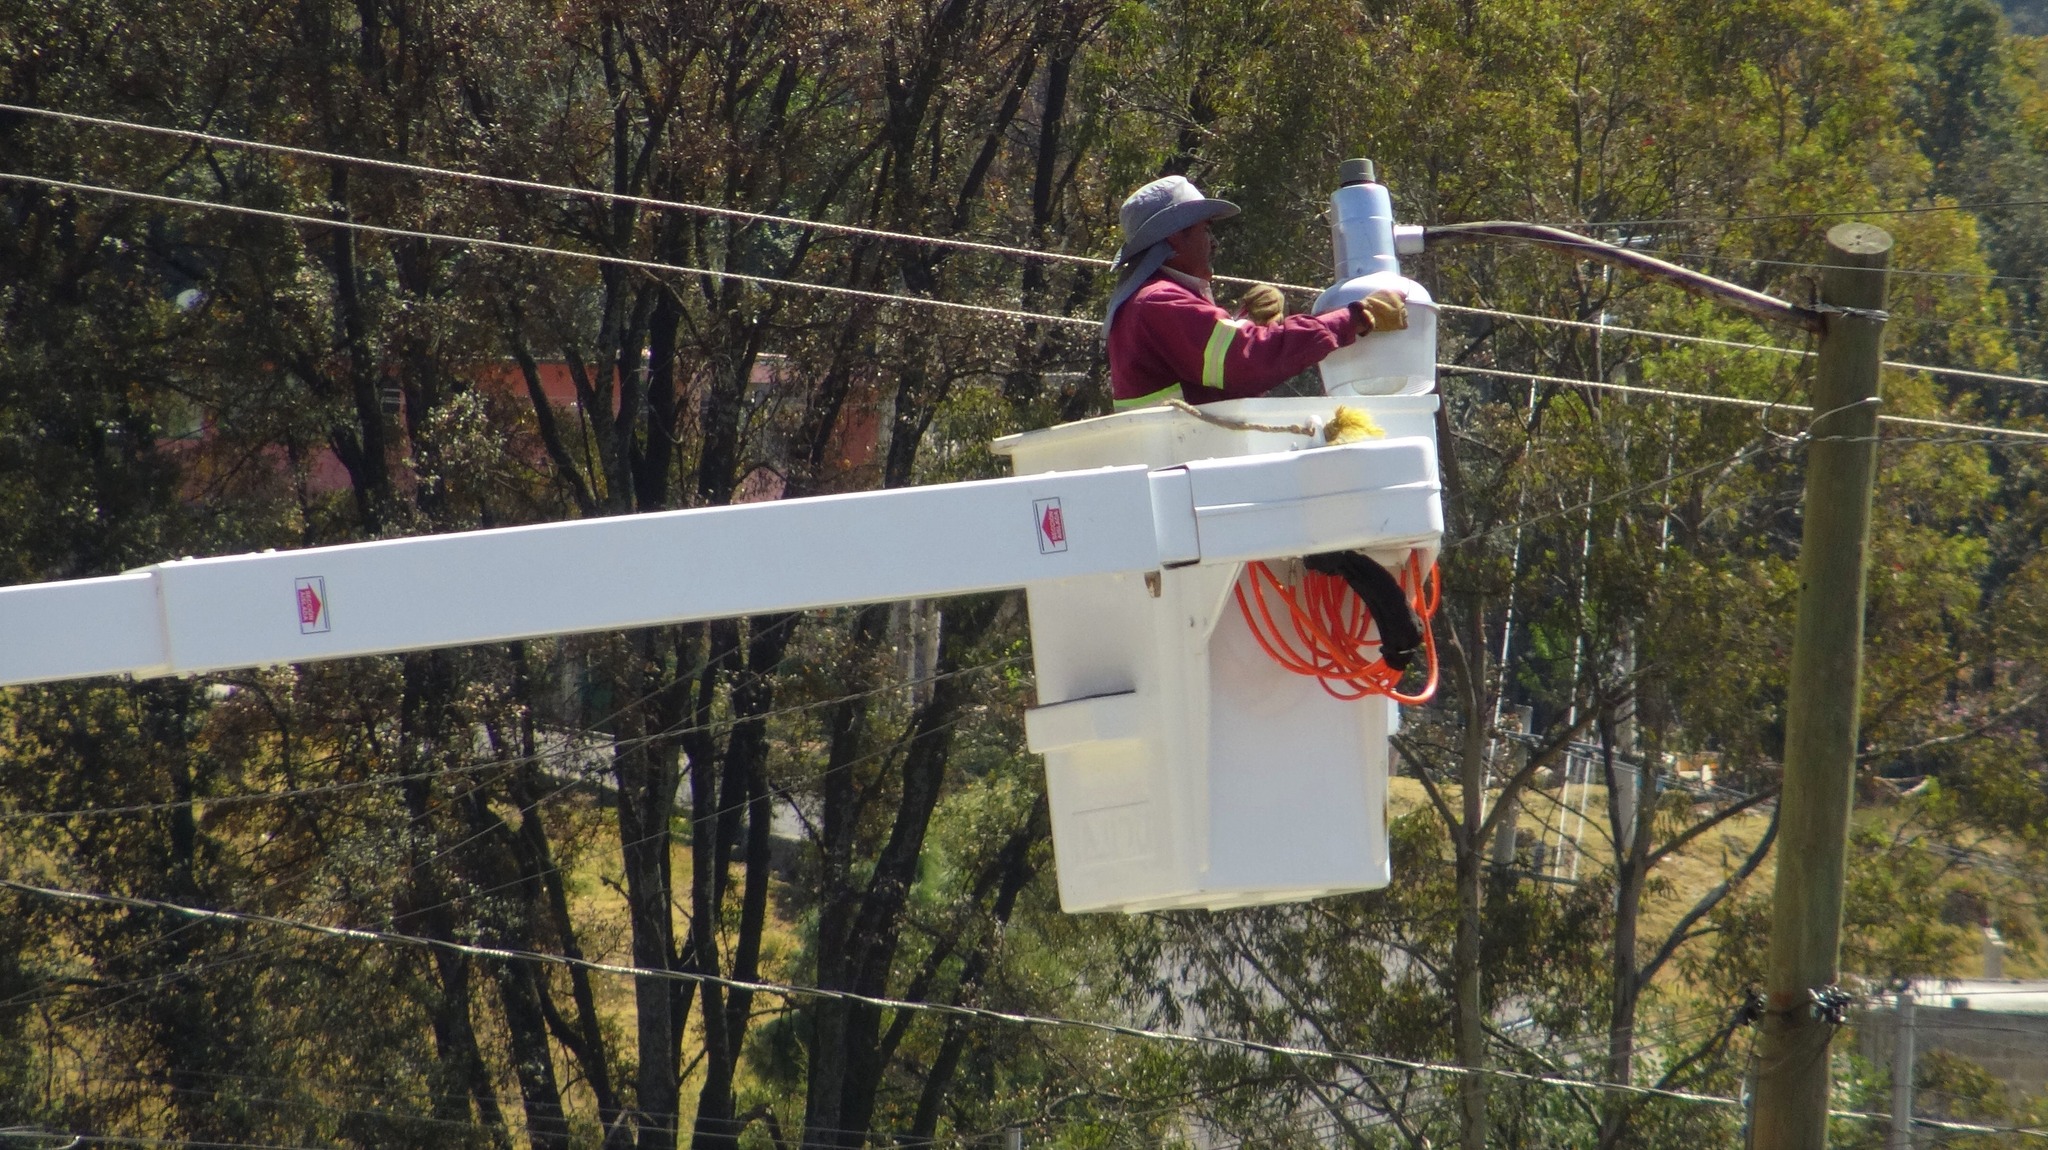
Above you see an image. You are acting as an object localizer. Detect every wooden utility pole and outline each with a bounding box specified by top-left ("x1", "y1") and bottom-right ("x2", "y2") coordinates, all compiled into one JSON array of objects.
[
  {"x1": 1751, "y1": 222, "x2": 1894, "y2": 1150},
  {"x1": 1422, "y1": 219, "x2": 1892, "y2": 1149}
]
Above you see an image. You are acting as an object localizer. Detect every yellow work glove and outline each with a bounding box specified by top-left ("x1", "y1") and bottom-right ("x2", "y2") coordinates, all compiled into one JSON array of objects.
[
  {"x1": 1237, "y1": 282, "x2": 1287, "y2": 324},
  {"x1": 1349, "y1": 288, "x2": 1409, "y2": 335}
]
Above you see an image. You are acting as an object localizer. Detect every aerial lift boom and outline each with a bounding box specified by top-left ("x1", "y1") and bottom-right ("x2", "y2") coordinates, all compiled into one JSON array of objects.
[{"x1": 0, "y1": 438, "x2": 1434, "y2": 688}]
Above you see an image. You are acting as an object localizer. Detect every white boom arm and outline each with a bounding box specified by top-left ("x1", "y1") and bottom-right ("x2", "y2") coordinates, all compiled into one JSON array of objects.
[{"x1": 0, "y1": 437, "x2": 1438, "y2": 687}]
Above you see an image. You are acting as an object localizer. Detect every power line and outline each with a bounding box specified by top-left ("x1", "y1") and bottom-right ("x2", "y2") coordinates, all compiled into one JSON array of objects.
[
  {"x1": 0, "y1": 103, "x2": 1110, "y2": 271},
  {"x1": 0, "y1": 643, "x2": 1024, "y2": 960},
  {"x1": 1252, "y1": 293, "x2": 2048, "y2": 396},
  {"x1": 377, "y1": 706, "x2": 977, "y2": 932},
  {"x1": 24, "y1": 99, "x2": 2048, "y2": 384},
  {"x1": 1693, "y1": 251, "x2": 2038, "y2": 285},
  {"x1": 1881, "y1": 361, "x2": 2048, "y2": 390},
  {"x1": 13, "y1": 168, "x2": 2048, "y2": 445},
  {"x1": 1886, "y1": 312, "x2": 2048, "y2": 340},
  {"x1": 19, "y1": 102, "x2": 2048, "y2": 296},
  {"x1": 9, "y1": 1135, "x2": 324, "y2": 1150},
  {"x1": 1442, "y1": 411, "x2": 2048, "y2": 633},
  {"x1": 20, "y1": 104, "x2": 2048, "y2": 375},
  {"x1": 1442, "y1": 288, "x2": 2048, "y2": 345},
  {"x1": 6, "y1": 875, "x2": 2045, "y2": 1139},
  {"x1": 1439, "y1": 363, "x2": 2048, "y2": 441},
  {"x1": 1435, "y1": 301, "x2": 1814, "y2": 356},
  {"x1": 8, "y1": 1115, "x2": 990, "y2": 1150},
  {"x1": 1450, "y1": 435, "x2": 1791, "y2": 548},
  {"x1": 1424, "y1": 226, "x2": 2040, "y2": 284},
  {"x1": 1444, "y1": 362, "x2": 1808, "y2": 415},
  {"x1": 0, "y1": 930, "x2": 298, "y2": 1007},
  {"x1": 0, "y1": 656, "x2": 1017, "y2": 940},
  {"x1": 0, "y1": 172, "x2": 1093, "y2": 329},
  {"x1": 0, "y1": 877, "x2": 1757, "y2": 1105},
  {"x1": 14, "y1": 92, "x2": 2048, "y2": 1149}
]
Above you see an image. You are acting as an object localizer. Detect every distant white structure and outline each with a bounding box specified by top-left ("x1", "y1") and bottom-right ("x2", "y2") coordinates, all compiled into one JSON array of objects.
[{"x1": 1859, "y1": 965, "x2": 2048, "y2": 1106}]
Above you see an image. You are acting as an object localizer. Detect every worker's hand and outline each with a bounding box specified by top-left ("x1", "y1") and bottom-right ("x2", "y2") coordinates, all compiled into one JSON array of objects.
[
  {"x1": 1350, "y1": 289, "x2": 1409, "y2": 335},
  {"x1": 1237, "y1": 282, "x2": 1287, "y2": 324}
]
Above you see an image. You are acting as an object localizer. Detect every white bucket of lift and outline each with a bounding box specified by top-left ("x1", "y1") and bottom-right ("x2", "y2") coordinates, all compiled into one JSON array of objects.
[{"x1": 993, "y1": 395, "x2": 1442, "y2": 913}]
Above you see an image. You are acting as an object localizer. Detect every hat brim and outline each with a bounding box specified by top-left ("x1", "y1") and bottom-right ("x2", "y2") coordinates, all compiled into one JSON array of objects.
[{"x1": 1121, "y1": 197, "x2": 1240, "y2": 263}]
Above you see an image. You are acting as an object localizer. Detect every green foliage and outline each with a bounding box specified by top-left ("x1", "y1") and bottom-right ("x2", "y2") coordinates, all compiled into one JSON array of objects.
[{"x1": 4, "y1": 0, "x2": 2048, "y2": 1144}]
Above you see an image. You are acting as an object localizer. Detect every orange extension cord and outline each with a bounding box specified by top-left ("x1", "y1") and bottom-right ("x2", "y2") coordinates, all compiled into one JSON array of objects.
[{"x1": 1233, "y1": 552, "x2": 1441, "y2": 704}]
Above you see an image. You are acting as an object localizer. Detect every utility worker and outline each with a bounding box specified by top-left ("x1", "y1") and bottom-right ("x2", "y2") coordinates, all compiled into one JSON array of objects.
[{"x1": 1103, "y1": 175, "x2": 1409, "y2": 410}]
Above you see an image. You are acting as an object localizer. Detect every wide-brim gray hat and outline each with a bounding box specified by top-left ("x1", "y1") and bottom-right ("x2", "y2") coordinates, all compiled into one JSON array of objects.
[{"x1": 1115, "y1": 175, "x2": 1239, "y2": 266}]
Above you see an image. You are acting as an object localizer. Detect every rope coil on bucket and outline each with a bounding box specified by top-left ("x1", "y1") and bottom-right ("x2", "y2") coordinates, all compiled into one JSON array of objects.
[{"x1": 1234, "y1": 551, "x2": 1440, "y2": 703}]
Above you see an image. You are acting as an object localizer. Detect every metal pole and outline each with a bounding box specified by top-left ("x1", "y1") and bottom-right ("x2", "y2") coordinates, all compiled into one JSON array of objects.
[
  {"x1": 1750, "y1": 222, "x2": 1894, "y2": 1150},
  {"x1": 1003, "y1": 1127, "x2": 1024, "y2": 1150},
  {"x1": 1492, "y1": 793, "x2": 1519, "y2": 866},
  {"x1": 1889, "y1": 986, "x2": 1916, "y2": 1150}
]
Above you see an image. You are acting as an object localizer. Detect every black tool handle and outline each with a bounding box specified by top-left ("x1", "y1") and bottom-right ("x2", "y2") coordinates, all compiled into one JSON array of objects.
[{"x1": 1301, "y1": 551, "x2": 1423, "y2": 673}]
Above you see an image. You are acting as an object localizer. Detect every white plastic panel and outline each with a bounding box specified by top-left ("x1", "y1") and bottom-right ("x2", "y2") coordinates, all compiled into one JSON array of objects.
[
  {"x1": 1044, "y1": 739, "x2": 1175, "y2": 907},
  {"x1": 1146, "y1": 469, "x2": 1200, "y2": 567},
  {"x1": 1202, "y1": 604, "x2": 1390, "y2": 892},
  {"x1": 1024, "y1": 690, "x2": 1145, "y2": 752},
  {"x1": 1186, "y1": 438, "x2": 1441, "y2": 564},
  {"x1": 0, "y1": 571, "x2": 168, "y2": 685},
  {"x1": 1024, "y1": 571, "x2": 1153, "y2": 707}
]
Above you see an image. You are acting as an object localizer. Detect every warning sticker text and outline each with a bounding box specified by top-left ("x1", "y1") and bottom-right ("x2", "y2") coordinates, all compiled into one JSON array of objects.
[
  {"x1": 296, "y1": 577, "x2": 330, "y2": 634},
  {"x1": 1033, "y1": 497, "x2": 1068, "y2": 554}
]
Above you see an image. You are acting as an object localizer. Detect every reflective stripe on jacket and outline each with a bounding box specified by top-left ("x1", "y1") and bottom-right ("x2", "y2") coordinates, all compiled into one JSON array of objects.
[{"x1": 1106, "y1": 273, "x2": 1357, "y2": 409}]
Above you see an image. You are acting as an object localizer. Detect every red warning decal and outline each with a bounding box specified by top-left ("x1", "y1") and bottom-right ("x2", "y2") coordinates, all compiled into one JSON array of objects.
[
  {"x1": 296, "y1": 577, "x2": 331, "y2": 634},
  {"x1": 1033, "y1": 497, "x2": 1068, "y2": 554}
]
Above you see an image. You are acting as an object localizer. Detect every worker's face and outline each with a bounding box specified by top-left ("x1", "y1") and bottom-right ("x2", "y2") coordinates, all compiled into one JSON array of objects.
[{"x1": 1165, "y1": 219, "x2": 1215, "y2": 280}]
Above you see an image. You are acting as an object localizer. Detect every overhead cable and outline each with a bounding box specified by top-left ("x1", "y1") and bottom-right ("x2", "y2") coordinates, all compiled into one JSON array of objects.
[
  {"x1": 389, "y1": 709, "x2": 975, "y2": 931},
  {"x1": 1671, "y1": 249, "x2": 2037, "y2": 284},
  {"x1": 12, "y1": 1122, "x2": 979, "y2": 1150},
  {"x1": 1439, "y1": 363, "x2": 2048, "y2": 442},
  {"x1": 0, "y1": 676, "x2": 996, "y2": 947},
  {"x1": 0, "y1": 876, "x2": 1797, "y2": 1108},
  {"x1": 0, "y1": 172, "x2": 1094, "y2": 328},
  {"x1": 1242, "y1": 299, "x2": 2048, "y2": 398},
  {"x1": 1436, "y1": 302, "x2": 1813, "y2": 357},
  {"x1": 1450, "y1": 436, "x2": 1788, "y2": 548},
  {"x1": 1423, "y1": 223, "x2": 2038, "y2": 284},
  {"x1": 0, "y1": 102, "x2": 1108, "y2": 269},
  {"x1": 1425, "y1": 293, "x2": 2048, "y2": 361},
  {"x1": 1883, "y1": 360, "x2": 2048, "y2": 390},
  {"x1": 11, "y1": 104, "x2": 2041, "y2": 302},
  {"x1": 10, "y1": 171, "x2": 2048, "y2": 443},
  {"x1": 7, "y1": 875, "x2": 2047, "y2": 1141}
]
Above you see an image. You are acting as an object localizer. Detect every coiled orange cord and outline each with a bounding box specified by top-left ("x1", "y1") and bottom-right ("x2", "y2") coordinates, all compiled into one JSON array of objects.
[{"x1": 1232, "y1": 552, "x2": 1440, "y2": 704}]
